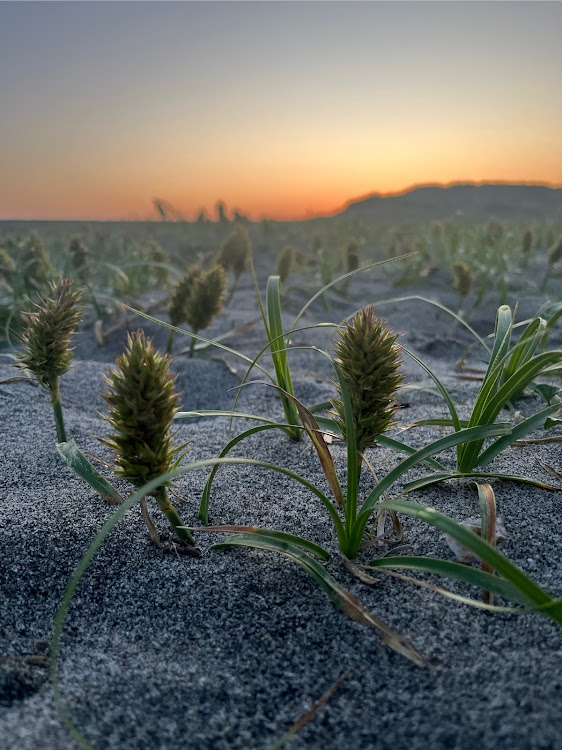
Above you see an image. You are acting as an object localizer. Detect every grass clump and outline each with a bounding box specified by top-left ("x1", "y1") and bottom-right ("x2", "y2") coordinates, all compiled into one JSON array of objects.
[
  {"x1": 16, "y1": 278, "x2": 82, "y2": 442},
  {"x1": 100, "y1": 330, "x2": 194, "y2": 545}
]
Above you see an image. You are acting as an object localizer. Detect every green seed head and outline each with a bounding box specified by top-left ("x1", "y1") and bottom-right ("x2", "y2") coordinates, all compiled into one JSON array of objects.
[
  {"x1": 101, "y1": 330, "x2": 187, "y2": 488},
  {"x1": 275, "y1": 245, "x2": 295, "y2": 284},
  {"x1": 331, "y1": 305, "x2": 403, "y2": 454},
  {"x1": 522, "y1": 229, "x2": 533, "y2": 254},
  {"x1": 184, "y1": 264, "x2": 226, "y2": 334},
  {"x1": 451, "y1": 261, "x2": 473, "y2": 298},
  {"x1": 548, "y1": 237, "x2": 562, "y2": 268},
  {"x1": 216, "y1": 226, "x2": 251, "y2": 278},
  {"x1": 17, "y1": 278, "x2": 82, "y2": 389},
  {"x1": 169, "y1": 264, "x2": 204, "y2": 327},
  {"x1": 346, "y1": 240, "x2": 360, "y2": 273}
]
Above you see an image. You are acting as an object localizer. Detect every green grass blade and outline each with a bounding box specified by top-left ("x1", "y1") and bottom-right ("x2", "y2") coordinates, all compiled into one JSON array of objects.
[
  {"x1": 380, "y1": 499, "x2": 562, "y2": 623},
  {"x1": 370, "y1": 294, "x2": 490, "y2": 353},
  {"x1": 211, "y1": 534, "x2": 427, "y2": 667},
  {"x1": 401, "y1": 346, "x2": 461, "y2": 432},
  {"x1": 349, "y1": 423, "x2": 511, "y2": 554},
  {"x1": 196, "y1": 526, "x2": 330, "y2": 560},
  {"x1": 459, "y1": 349, "x2": 562, "y2": 472},
  {"x1": 120, "y1": 303, "x2": 274, "y2": 380},
  {"x1": 198, "y1": 422, "x2": 296, "y2": 522},
  {"x1": 291, "y1": 253, "x2": 417, "y2": 332},
  {"x1": 369, "y1": 556, "x2": 527, "y2": 604},
  {"x1": 401, "y1": 470, "x2": 560, "y2": 494},
  {"x1": 56, "y1": 440, "x2": 124, "y2": 505},
  {"x1": 476, "y1": 403, "x2": 562, "y2": 468}
]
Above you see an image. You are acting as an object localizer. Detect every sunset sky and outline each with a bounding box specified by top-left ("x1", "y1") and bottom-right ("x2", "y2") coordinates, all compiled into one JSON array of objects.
[{"x1": 1, "y1": 1, "x2": 561, "y2": 221}]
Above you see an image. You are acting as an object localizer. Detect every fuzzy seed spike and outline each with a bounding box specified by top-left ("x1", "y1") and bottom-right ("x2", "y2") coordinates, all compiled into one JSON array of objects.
[
  {"x1": 216, "y1": 226, "x2": 251, "y2": 279},
  {"x1": 331, "y1": 306, "x2": 403, "y2": 455},
  {"x1": 17, "y1": 277, "x2": 82, "y2": 441},
  {"x1": 275, "y1": 245, "x2": 295, "y2": 284},
  {"x1": 451, "y1": 261, "x2": 473, "y2": 299},
  {"x1": 101, "y1": 330, "x2": 194, "y2": 544},
  {"x1": 17, "y1": 278, "x2": 82, "y2": 389},
  {"x1": 184, "y1": 264, "x2": 226, "y2": 336}
]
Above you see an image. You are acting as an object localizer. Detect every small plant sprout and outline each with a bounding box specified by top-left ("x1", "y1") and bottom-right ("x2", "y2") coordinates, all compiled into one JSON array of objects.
[
  {"x1": 275, "y1": 245, "x2": 295, "y2": 285},
  {"x1": 402, "y1": 304, "x2": 562, "y2": 493},
  {"x1": 100, "y1": 330, "x2": 195, "y2": 546},
  {"x1": 16, "y1": 278, "x2": 82, "y2": 442},
  {"x1": 451, "y1": 260, "x2": 473, "y2": 315},
  {"x1": 216, "y1": 224, "x2": 252, "y2": 303}
]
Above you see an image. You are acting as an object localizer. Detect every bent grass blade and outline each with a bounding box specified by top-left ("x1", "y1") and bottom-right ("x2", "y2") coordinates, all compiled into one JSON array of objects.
[
  {"x1": 211, "y1": 533, "x2": 427, "y2": 667},
  {"x1": 379, "y1": 498, "x2": 562, "y2": 624}
]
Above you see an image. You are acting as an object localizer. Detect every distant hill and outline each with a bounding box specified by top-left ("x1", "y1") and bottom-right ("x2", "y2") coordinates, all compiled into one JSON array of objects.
[{"x1": 339, "y1": 184, "x2": 562, "y2": 224}]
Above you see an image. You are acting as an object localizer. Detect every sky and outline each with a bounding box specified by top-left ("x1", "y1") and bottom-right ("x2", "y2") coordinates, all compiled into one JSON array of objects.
[{"x1": 1, "y1": 1, "x2": 561, "y2": 221}]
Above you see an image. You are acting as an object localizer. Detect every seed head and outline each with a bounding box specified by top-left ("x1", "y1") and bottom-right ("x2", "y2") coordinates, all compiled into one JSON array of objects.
[
  {"x1": 451, "y1": 261, "x2": 473, "y2": 298},
  {"x1": 169, "y1": 265, "x2": 204, "y2": 328},
  {"x1": 184, "y1": 264, "x2": 226, "y2": 334},
  {"x1": 216, "y1": 226, "x2": 251, "y2": 278},
  {"x1": 345, "y1": 240, "x2": 360, "y2": 274},
  {"x1": 276, "y1": 245, "x2": 295, "y2": 284},
  {"x1": 22, "y1": 232, "x2": 54, "y2": 285},
  {"x1": 17, "y1": 278, "x2": 82, "y2": 388},
  {"x1": 331, "y1": 306, "x2": 403, "y2": 454},
  {"x1": 101, "y1": 330, "x2": 187, "y2": 488},
  {"x1": 548, "y1": 237, "x2": 562, "y2": 268}
]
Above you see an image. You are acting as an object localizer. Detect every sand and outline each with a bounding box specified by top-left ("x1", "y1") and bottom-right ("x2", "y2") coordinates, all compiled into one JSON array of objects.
[{"x1": 1, "y1": 267, "x2": 561, "y2": 750}]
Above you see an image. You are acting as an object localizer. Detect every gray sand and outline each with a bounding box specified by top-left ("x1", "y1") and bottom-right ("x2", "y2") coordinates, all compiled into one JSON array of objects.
[{"x1": 1, "y1": 273, "x2": 561, "y2": 750}]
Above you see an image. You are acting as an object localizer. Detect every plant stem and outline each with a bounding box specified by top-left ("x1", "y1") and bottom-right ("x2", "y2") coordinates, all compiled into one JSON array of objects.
[
  {"x1": 166, "y1": 329, "x2": 175, "y2": 355},
  {"x1": 50, "y1": 380, "x2": 67, "y2": 443},
  {"x1": 188, "y1": 334, "x2": 196, "y2": 359},
  {"x1": 154, "y1": 487, "x2": 195, "y2": 545}
]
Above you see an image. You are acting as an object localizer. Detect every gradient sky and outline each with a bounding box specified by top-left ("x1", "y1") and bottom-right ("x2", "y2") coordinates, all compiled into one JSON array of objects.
[{"x1": 1, "y1": 1, "x2": 561, "y2": 221}]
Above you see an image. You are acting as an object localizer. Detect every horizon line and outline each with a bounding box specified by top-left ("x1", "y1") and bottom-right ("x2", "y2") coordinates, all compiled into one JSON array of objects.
[{"x1": 2, "y1": 179, "x2": 562, "y2": 224}]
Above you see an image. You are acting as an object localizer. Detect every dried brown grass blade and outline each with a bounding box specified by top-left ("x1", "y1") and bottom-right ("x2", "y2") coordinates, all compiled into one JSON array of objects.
[
  {"x1": 341, "y1": 555, "x2": 379, "y2": 585},
  {"x1": 269, "y1": 669, "x2": 351, "y2": 750}
]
